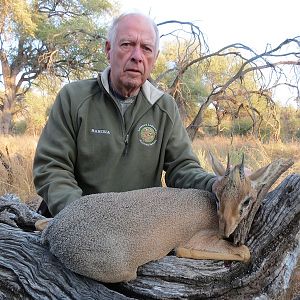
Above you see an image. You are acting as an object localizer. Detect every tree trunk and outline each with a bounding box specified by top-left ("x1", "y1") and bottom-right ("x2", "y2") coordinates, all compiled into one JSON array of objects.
[
  {"x1": 186, "y1": 99, "x2": 211, "y2": 141},
  {"x1": 0, "y1": 109, "x2": 13, "y2": 134},
  {"x1": 0, "y1": 91, "x2": 14, "y2": 134},
  {"x1": 0, "y1": 50, "x2": 17, "y2": 134},
  {"x1": 0, "y1": 174, "x2": 299, "y2": 299}
]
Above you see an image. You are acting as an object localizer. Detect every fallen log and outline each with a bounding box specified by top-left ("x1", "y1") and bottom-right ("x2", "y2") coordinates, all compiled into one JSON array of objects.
[
  {"x1": 0, "y1": 194, "x2": 133, "y2": 300},
  {"x1": 0, "y1": 172, "x2": 299, "y2": 299}
]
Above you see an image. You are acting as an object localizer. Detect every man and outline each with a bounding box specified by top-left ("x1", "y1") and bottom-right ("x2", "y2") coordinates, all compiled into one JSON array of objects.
[{"x1": 33, "y1": 12, "x2": 216, "y2": 217}]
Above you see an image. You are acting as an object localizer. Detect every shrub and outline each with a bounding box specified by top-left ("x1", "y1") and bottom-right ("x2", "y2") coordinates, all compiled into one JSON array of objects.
[{"x1": 12, "y1": 120, "x2": 28, "y2": 135}]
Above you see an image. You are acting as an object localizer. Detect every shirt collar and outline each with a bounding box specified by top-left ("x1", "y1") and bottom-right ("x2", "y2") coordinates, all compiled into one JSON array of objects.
[{"x1": 100, "y1": 66, "x2": 164, "y2": 105}]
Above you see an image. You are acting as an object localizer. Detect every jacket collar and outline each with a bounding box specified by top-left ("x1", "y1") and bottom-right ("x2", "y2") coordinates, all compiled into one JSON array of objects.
[{"x1": 100, "y1": 66, "x2": 164, "y2": 105}]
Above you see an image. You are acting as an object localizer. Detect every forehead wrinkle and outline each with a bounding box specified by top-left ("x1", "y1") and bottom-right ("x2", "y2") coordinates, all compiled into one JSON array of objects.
[
  {"x1": 119, "y1": 35, "x2": 155, "y2": 47},
  {"x1": 116, "y1": 18, "x2": 156, "y2": 44},
  {"x1": 108, "y1": 13, "x2": 160, "y2": 54}
]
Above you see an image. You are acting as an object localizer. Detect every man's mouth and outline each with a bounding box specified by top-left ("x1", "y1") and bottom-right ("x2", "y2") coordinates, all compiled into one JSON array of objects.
[{"x1": 125, "y1": 69, "x2": 142, "y2": 74}]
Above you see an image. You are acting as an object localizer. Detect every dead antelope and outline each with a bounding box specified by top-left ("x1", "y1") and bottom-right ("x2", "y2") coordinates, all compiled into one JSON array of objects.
[{"x1": 38, "y1": 153, "x2": 272, "y2": 283}]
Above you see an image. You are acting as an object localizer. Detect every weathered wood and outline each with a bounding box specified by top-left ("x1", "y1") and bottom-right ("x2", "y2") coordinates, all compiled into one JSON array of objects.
[
  {"x1": 0, "y1": 174, "x2": 299, "y2": 299},
  {"x1": 0, "y1": 195, "x2": 133, "y2": 300}
]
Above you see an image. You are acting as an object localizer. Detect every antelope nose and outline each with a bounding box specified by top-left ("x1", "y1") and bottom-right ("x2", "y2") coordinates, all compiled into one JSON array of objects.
[
  {"x1": 219, "y1": 230, "x2": 230, "y2": 239},
  {"x1": 225, "y1": 225, "x2": 236, "y2": 238},
  {"x1": 219, "y1": 220, "x2": 233, "y2": 238}
]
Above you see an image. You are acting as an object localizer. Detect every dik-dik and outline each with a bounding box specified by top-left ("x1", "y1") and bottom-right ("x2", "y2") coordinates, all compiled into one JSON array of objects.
[{"x1": 37, "y1": 154, "x2": 272, "y2": 283}]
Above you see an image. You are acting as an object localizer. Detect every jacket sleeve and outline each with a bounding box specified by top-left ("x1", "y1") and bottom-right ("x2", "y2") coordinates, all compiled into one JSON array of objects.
[
  {"x1": 164, "y1": 104, "x2": 216, "y2": 191},
  {"x1": 33, "y1": 86, "x2": 82, "y2": 216}
]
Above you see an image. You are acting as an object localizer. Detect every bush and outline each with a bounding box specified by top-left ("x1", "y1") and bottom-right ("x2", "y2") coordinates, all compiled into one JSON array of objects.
[
  {"x1": 12, "y1": 120, "x2": 27, "y2": 135},
  {"x1": 232, "y1": 119, "x2": 252, "y2": 135}
]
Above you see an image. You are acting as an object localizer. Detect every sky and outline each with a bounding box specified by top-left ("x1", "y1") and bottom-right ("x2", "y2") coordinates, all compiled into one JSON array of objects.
[
  {"x1": 118, "y1": 0, "x2": 300, "y2": 105},
  {"x1": 118, "y1": 0, "x2": 299, "y2": 52}
]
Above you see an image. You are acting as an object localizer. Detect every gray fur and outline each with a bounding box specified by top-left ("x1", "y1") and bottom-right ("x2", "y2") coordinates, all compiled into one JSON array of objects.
[{"x1": 42, "y1": 187, "x2": 216, "y2": 283}]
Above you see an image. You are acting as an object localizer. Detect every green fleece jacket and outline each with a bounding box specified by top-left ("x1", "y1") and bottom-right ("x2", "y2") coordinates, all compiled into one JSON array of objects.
[{"x1": 33, "y1": 67, "x2": 215, "y2": 216}]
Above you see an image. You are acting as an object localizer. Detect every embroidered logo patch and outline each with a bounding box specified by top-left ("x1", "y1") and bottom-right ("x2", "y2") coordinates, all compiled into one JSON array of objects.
[
  {"x1": 138, "y1": 124, "x2": 157, "y2": 146},
  {"x1": 90, "y1": 128, "x2": 111, "y2": 135}
]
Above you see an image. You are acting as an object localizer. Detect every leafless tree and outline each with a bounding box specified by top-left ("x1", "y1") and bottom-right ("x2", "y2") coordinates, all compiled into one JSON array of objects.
[{"x1": 155, "y1": 20, "x2": 300, "y2": 140}]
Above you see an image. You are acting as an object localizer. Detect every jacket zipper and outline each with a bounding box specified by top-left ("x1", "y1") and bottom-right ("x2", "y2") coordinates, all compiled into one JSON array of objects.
[
  {"x1": 123, "y1": 134, "x2": 129, "y2": 156},
  {"x1": 109, "y1": 98, "x2": 130, "y2": 156},
  {"x1": 104, "y1": 88, "x2": 152, "y2": 157}
]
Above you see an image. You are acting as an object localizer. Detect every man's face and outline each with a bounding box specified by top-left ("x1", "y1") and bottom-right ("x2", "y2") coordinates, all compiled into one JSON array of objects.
[{"x1": 105, "y1": 15, "x2": 158, "y2": 97}]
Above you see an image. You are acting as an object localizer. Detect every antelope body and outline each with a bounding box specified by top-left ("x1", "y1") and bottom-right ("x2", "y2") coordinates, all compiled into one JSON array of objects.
[{"x1": 39, "y1": 154, "x2": 272, "y2": 283}]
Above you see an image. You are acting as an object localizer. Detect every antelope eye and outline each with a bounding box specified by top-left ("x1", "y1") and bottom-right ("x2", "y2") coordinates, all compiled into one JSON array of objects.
[
  {"x1": 240, "y1": 197, "x2": 252, "y2": 216},
  {"x1": 242, "y1": 197, "x2": 252, "y2": 208}
]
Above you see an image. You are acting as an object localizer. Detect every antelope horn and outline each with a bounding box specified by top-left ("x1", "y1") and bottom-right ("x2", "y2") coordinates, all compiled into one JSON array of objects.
[
  {"x1": 224, "y1": 153, "x2": 231, "y2": 178},
  {"x1": 239, "y1": 153, "x2": 245, "y2": 180}
]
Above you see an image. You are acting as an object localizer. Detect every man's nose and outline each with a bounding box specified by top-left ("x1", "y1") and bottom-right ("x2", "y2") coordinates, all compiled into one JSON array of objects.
[{"x1": 130, "y1": 46, "x2": 143, "y2": 62}]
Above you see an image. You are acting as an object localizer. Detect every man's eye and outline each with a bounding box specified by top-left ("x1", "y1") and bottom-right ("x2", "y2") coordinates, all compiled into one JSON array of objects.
[
  {"x1": 121, "y1": 42, "x2": 131, "y2": 48},
  {"x1": 142, "y1": 45, "x2": 153, "y2": 53}
]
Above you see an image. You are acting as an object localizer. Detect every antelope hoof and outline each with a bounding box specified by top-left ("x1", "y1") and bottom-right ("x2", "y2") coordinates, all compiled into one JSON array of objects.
[
  {"x1": 175, "y1": 246, "x2": 192, "y2": 258},
  {"x1": 237, "y1": 245, "x2": 251, "y2": 262},
  {"x1": 35, "y1": 218, "x2": 53, "y2": 231}
]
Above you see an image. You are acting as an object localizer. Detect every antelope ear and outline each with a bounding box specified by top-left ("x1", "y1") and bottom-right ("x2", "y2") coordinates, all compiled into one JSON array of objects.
[
  {"x1": 208, "y1": 151, "x2": 226, "y2": 177},
  {"x1": 248, "y1": 163, "x2": 272, "y2": 188}
]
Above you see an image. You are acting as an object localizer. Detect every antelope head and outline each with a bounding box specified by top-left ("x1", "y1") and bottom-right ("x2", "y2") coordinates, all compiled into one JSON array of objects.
[{"x1": 210, "y1": 153, "x2": 271, "y2": 238}]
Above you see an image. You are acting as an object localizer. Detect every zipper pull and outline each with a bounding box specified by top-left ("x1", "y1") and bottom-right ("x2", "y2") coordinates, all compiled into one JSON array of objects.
[{"x1": 123, "y1": 134, "x2": 129, "y2": 156}]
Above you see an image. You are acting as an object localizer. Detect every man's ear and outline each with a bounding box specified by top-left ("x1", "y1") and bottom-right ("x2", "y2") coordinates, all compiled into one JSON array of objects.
[{"x1": 105, "y1": 41, "x2": 111, "y2": 61}]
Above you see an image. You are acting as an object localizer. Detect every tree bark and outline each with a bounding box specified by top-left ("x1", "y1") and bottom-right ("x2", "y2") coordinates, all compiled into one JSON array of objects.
[
  {"x1": 0, "y1": 173, "x2": 299, "y2": 299},
  {"x1": 0, "y1": 195, "x2": 134, "y2": 300}
]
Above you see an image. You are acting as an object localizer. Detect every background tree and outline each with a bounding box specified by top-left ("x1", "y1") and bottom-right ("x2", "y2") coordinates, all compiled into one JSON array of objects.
[
  {"x1": 154, "y1": 21, "x2": 300, "y2": 141},
  {"x1": 280, "y1": 105, "x2": 300, "y2": 141},
  {"x1": 1, "y1": 8, "x2": 299, "y2": 139},
  {"x1": 152, "y1": 40, "x2": 208, "y2": 125},
  {"x1": 0, "y1": 0, "x2": 114, "y2": 134}
]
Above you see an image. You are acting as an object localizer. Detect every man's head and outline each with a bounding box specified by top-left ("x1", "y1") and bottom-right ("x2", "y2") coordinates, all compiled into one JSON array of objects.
[{"x1": 105, "y1": 13, "x2": 160, "y2": 97}]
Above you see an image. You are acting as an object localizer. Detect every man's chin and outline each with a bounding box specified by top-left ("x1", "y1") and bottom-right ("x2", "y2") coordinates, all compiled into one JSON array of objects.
[{"x1": 124, "y1": 79, "x2": 144, "y2": 90}]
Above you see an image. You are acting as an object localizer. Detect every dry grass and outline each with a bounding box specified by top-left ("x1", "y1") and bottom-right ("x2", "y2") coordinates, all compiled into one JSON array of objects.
[
  {"x1": 193, "y1": 135, "x2": 300, "y2": 190},
  {"x1": 0, "y1": 132, "x2": 299, "y2": 210},
  {"x1": 193, "y1": 135, "x2": 300, "y2": 173},
  {"x1": 0, "y1": 134, "x2": 299, "y2": 297},
  {"x1": 0, "y1": 135, "x2": 38, "y2": 203},
  {"x1": 1, "y1": 134, "x2": 299, "y2": 202}
]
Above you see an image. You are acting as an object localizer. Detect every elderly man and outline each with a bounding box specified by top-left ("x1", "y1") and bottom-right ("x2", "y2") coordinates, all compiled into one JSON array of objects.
[{"x1": 33, "y1": 13, "x2": 215, "y2": 217}]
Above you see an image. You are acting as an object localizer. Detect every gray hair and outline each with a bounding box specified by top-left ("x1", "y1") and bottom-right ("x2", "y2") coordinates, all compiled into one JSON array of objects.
[{"x1": 107, "y1": 13, "x2": 160, "y2": 54}]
